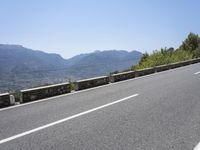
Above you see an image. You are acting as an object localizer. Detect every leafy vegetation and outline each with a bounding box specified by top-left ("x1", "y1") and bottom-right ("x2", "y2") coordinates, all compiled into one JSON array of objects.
[{"x1": 133, "y1": 33, "x2": 200, "y2": 70}]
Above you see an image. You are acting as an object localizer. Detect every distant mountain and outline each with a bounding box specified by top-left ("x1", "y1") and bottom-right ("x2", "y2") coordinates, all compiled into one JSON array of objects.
[
  {"x1": 66, "y1": 50, "x2": 142, "y2": 78},
  {"x1": 0, "y1": 44, "x2": 69, "y2": 93},
  {"x1": 0, "y1": 44, "x2": 67, "y2": 74},
  {"x1": 0, "y1": 44, "x2": 142, "y2": 93}
]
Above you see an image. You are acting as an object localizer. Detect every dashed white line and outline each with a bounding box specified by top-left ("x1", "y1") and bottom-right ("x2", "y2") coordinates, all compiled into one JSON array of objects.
[
  {"x1": 0, "y1": 94, "x2": 139, "y2": 145},
  {"x1": 194, "y1": 71, "x2": 200, "y2": 75},
  {"x1": 194, "y1": 142, "x2": 200, "y2": 150}
]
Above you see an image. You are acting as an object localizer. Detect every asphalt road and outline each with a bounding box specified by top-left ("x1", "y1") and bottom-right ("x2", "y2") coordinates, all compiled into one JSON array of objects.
[{"x1": 0, "y1": 63, "x2": 200, "y2": 150}]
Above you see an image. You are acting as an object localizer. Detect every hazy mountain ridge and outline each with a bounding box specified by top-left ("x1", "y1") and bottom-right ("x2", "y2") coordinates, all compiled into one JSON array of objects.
[
  {"x1": 66, "y1": 50, "x2": 142, "y2": 78},
  {"x1": 0, "y1": 44, "x2": 67, "y2": 73},
  {"x1": 0, "y1": 44, "x2": 142, "y2": 93}
]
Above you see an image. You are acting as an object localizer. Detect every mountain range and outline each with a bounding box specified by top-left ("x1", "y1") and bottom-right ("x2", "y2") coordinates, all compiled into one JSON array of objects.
[{"x1": 0, "y1": 44, "x2": 142, "y2": 93}]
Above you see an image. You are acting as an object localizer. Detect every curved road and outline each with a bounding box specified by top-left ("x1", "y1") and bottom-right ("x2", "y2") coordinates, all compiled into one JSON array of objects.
[{"x1": 0, "y1": 63, "x2": 200, "y2": 150}]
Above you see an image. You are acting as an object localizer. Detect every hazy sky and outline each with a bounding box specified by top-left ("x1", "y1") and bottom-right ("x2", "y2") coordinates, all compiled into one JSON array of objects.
[{"x1": 0, "y1": 0, "x2": 199, "y2": 58}]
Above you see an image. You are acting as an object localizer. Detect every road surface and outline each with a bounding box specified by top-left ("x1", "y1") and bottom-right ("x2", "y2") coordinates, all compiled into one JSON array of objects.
[{"x1": 0, "y1": 63, "x2": 200, "y2": 150}]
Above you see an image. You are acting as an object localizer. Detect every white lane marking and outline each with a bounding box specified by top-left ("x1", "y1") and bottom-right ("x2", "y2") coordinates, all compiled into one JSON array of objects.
[
  {"x1": 0, "y1": 94, "x2": 139, "y2": 144},
  {"x1": 194, "y1": 142, "x2": 200, "y2": 150},
  {"x1": 194, "y1": 71, "x2": 200, "y2": 75},
  {"x1": 0, "y1": 63, "x2": 187, "y2": 112}
]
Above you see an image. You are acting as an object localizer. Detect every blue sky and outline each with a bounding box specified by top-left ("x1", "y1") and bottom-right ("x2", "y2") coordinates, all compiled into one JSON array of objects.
[{"x1": 0, "y1": 0, "x2": 199, "y2": 58}]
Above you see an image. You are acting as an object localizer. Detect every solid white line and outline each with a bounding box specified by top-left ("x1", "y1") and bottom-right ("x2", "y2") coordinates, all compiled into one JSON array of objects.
[
  {"x1": 0, "y1": 94, "x2": 139, "y2": 145},
  {"x1": 194, "y1": 71, "x2": 200, "y2": 75},
  {"x1": 0, "y1": 63, "x2": 187, "y2": 112},
  {"x1": 194, "y1": 142, "x2": 200, "y2": 150}
]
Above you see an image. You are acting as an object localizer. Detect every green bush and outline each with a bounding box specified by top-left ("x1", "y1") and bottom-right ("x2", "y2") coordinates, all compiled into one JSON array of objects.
[{"x1": 132, "y1": 33, "x2": 199, "y2": 70}]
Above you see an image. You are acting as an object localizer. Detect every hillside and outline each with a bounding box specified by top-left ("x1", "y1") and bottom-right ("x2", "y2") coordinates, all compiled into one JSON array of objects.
[
  {"x1": 0, "y1": 45, "x2": 142, "y2": 93},
  {"x1": 66, "y1": 50, "x2": 142, "y2": 78},
  {"x1": 0, "y1": 44, "x2": 67, "y2": 74}
]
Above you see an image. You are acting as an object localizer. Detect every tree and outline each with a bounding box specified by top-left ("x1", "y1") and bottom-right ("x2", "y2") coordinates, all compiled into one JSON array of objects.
[
  {"x1": 139, "y1": 52, "x2": 149, "y2": 65},
  {"x1": 194, "y1": 43, "x2": 200, "y2": 58},
  {"x1": 179, "y1": 32, "x2": 200, "y2": 53}
]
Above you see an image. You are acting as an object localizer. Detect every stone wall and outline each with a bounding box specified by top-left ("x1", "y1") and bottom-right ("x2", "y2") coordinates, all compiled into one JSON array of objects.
[
  {"x1": 0, "y1": 93, "x2": 10, "y2": 108},
  {"x1": 75, "y1": 76, "x2": 109, "y2": 91},
  {"x1": 21, "y1": 82, "x2": 71, "y2": 103}
]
